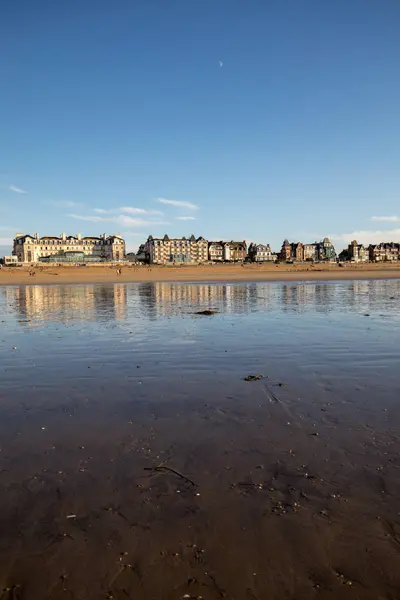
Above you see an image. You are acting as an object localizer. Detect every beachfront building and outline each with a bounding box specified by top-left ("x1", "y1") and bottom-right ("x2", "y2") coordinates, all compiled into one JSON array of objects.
[
  {"x1": 208, "y1": 241, "x2": 224, "y2": 261},
  {"x1": 292, "y1": 242, "x2": 304, "y2": 261},
  {"x1": 280, "y1": 238, "x2": 336, "y2": 262},
  {"x1": 248, "y1": 243, "x2": 275, "y2": 262},
  {"x1": 144, "y1": 234, "x2": 209, "y2": 264},
  {"x1": 280, "y1": 239, "x2": 292, "y2": 261},
  {"x1": 279, "y1": 240, "x2": 304, "y2": 261},
  {"x1": 223, "y1": 241, "x2": 247, "y2": 262},
  {"x1": 12, "y1": 233, "x2": 126, "y2": 263},
  {"x1": 369, "y1": 243, "x2": 400, "y2": 262},
  {"x1": 317, "y1": 237, "x2": 336, "y2": 261},
  {"x1": 339, "y1": 240, "x2": 369, "y2": 262},
  {"x1": 303, "y1": 243, "x2": 318, "y2": 261},
  {"x1": 2, "y1": 256, "x2": 18, "y2": 265}
]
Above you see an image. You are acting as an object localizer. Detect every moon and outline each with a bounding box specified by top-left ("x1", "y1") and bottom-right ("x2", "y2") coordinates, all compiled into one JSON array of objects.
[{"x1": 219, "y1": 60, "x2": 223, "y2": 68}]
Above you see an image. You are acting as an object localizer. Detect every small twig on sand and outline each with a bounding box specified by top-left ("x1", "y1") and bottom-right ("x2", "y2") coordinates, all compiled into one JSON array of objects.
[
  {"x1": 144, "y1": 465, "x2": 197, "y2": 487},
  {"x1": 206, "y1": 572, "x2": 227, "y2": 598}
]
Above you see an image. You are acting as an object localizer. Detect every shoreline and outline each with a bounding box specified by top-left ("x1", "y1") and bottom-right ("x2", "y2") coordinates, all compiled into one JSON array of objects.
[{"x1": 2, "y1": 263, "x2": 400, "y2": 285}]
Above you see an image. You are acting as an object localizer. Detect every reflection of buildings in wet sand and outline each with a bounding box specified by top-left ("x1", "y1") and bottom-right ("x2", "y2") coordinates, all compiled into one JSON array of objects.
[
  {"x1": 279, "y1": 283, "x2": 346, "y2": 312},
  {"x1": 6, "y1": 284, "x2": 127, "y2": 322},
  {"x1": 137, "y1": 282, "x2": 279, "y2": 316},
  {"x1": 346, "y1": 280, "x2": 398, "y2": 311},
  {"x1": 138, "y1": 282, "x2": 225, "y2": 317},
  {"x1": 93, "y1": 284, "x2": 127, "y2": 321},
  {"x1": 138, "y1": 282, "x2": 256, "y2": 316},
  {"x1": 280, "y1": 284, "x2": 318, "y2": 310}
]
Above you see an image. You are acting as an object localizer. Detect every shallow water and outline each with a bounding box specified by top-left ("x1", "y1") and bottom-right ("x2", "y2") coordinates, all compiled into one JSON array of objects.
[{"x1": 0, "y1": 280, "x2": 400, "y2": 599}]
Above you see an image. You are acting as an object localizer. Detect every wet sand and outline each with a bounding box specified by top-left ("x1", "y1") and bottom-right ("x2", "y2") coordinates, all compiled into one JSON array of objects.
[
  {"x1": 2, "y1": 261, "x2": 400, "y2": 285},
  {"x1": 1, "y1": 281, "x2": 400, "y2": 599},
  {"x1": 1, "y1": 376, "x2": 399, "y2": 599}
]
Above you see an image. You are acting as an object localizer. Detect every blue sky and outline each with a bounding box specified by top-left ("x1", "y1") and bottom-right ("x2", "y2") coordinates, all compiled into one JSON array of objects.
[{"x1": 1, "y1": 0, "x2": 400, "y2": 254}]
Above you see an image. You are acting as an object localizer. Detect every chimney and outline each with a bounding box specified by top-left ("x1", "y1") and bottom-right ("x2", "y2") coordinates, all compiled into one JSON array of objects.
[
  {"x1": 61, "y1": 233, "x2": 66, "y2": 241},
  {"x1": 77, "y1": 232, "x2": 82, "y2": 240}
]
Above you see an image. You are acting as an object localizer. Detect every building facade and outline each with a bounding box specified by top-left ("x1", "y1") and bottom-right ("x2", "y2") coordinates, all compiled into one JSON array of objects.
[
  {"x1": 248, "y1": 243, "x2": 274, "y2": 262},
  {"x1": 280, "y1": 238, "x2": 336, "y2": 262},
  {"x1": 208, "y1": 241, "x2": 224, "y2": 261},
  {"x1": 369, "y1": 243, "x2": 400, "y2": 262},
  {"x1": 292, "y1": 242, "x2": 304, "y2": 261},
  {"x1": 12, "y1": 233, "x2": 125, "y2": 263},
  {"x1": 279, "y1": 240, "x2": 304, "y2": 261},
  {"x1": 280, "y1": 239, "x2": 292, "y2": 261},
  {"x1": 223, "y1": 241, "x2": 247, "y2": 262},
  {"x1": 339, "y1": 240, "x2": 369, "y2": 262},
  {"x1": 303, "y1": 243, "x2": 318, "y2": 261},
  {"x1": 318, "y1": 237, "x2": 336, "y2": 261},
  {"x1": 144, "y1": 234, "x2": 209, "y2": 264},
  {"x1": 2, "y1": 256, "x2": 18, "y2": 265}
]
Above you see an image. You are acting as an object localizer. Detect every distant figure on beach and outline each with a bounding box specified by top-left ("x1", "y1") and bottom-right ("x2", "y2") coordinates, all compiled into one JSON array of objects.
[
  {"x1": 29, "y1": 270, "x2": 36, "y2": 277},
  {"x1": 116, "y1": 268, "x2": 122, "y2": 276}
]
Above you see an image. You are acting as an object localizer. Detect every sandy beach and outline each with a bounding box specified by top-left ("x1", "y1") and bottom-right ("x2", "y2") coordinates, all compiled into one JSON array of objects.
[{"x1": 2, "y1": 262, "x2": 400, "y2": 285}]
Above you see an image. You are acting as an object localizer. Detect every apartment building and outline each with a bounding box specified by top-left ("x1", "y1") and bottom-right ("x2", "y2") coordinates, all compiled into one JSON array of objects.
[
  {"x1": 279, "y1": 240, "x2": 304, "y2": 261},
  {"x1": 248, "y1": 243, "x2": 275, "y2": 262},
  {"x1": 369, "y1": 243, "x2": 400, "y2": 262},
  {"x1": 208, "y1": 241, "x2": 224, "y2": 261},
  {"x1": 303, "y1": 243, "x2": 318, "y2": 261},
  {"x1": 223, "y1": 241, "x2": 247, "y2": 262},
  {"x1": 280, "y1": 238, "x2": 336, "y2": 262},
  {"x1": 318, "y1": 237, "x2": 336, "y2": 261},
  {"x1": 144, "y1": 234, "x2": 209, "y2": 264},
  {"x1": 12, "y1": 232, "x2": 125, "y2": 263},
  {"x1": 339, "y1": 240, "x2": 369, "y2": 262}
]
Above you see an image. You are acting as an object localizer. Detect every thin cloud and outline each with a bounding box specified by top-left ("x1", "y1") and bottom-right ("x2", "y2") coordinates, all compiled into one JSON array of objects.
[
  {"x1": 0, "y1": 237, "x2": 13, "y2": 246},
  {"x1": 93, "y1": 207, "x2": 163, "y2": 215},
  {"x1": 329, "y1": 229, "x2": 400, "y2": 246},
  {"x1": 8, "y1": 184, "x2": 27, "y2": 194},
  {"x1": 50, "y1": 200, "x2": 82, "y2": 208},
  {"x1": 157, "y1": 197, "x2": 199, "y2": 210},
  {"x1": 68, "y1": 213, "x2": 168, "y2": 227},
  {"x1": 175, "y1": 216, "x2": 196, "y2": 221},
  {"x1": 371, "y1": 216, "x2": 400, "y2": 223},
  {"x1": 120, "y1": 206, "x2": 163, "y2": 215}
]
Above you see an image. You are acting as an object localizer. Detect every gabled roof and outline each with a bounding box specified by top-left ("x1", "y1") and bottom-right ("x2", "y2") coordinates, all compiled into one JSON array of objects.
[
  {"x1": 226, "y1": 240, "x2": 246, "y2": 248},
  {"x1": 106, "y1": 235, "x2": 125, "y2": 241}
]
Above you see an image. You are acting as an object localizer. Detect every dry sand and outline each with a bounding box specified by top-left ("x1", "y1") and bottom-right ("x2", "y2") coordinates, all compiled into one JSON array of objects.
[{"x1": 2, "y1": 262, "x2": 400, "y2": 285}]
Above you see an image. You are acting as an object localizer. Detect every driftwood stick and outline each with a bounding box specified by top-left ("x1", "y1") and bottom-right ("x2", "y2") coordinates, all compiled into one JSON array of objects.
[{"x1": 144, "y1": 465, "x2": 197, "y2": 487}]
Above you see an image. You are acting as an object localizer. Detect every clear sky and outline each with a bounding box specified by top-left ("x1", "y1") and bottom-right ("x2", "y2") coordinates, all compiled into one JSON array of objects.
[{"x1": 1, "y1": 0, "x2": 400, "y2": 254}]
